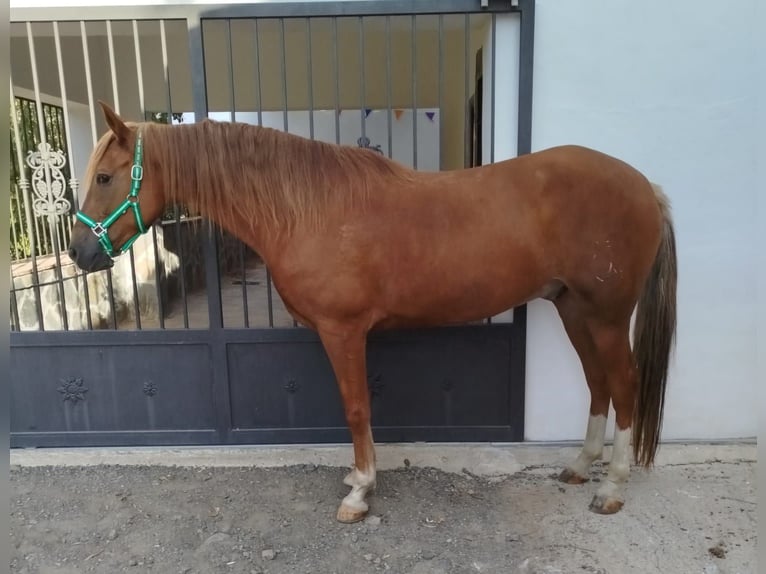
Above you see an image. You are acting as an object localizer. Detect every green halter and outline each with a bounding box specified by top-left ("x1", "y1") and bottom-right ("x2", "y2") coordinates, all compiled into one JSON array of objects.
[{"x1": 76, "y1": 131, "x2": 148, "y2": 257}]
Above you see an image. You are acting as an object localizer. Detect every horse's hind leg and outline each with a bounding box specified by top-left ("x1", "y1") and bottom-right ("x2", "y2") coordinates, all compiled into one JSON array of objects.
[
  {"x1": 587, "y1": 320, "x2": 637, "y2": 514},
  {"x1": 318, "y1": 324, "x2": 377, "y2": 523},
  {"x1": 554, "y1": 292, "x2": 610, "y2": 484}
]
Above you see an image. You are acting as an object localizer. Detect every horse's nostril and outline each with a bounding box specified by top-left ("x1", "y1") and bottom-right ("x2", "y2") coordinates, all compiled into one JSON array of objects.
[{"x1": 68, "y1": 247, "x2": 77, "y2": 261}]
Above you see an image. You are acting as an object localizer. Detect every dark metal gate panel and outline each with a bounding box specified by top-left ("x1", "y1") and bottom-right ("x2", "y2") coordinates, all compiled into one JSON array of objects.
[
  {"x1": 9, "y1": 0, "x2": 534, "y2": 449},
  {"x1": 226, "y1": 323, "x2": 524, "y2": 445}
]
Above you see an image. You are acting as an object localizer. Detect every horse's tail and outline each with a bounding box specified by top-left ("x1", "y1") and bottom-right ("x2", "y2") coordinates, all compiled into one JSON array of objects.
[{"x1": 632, "y1": 182, "x2": 678, "y2": 468}]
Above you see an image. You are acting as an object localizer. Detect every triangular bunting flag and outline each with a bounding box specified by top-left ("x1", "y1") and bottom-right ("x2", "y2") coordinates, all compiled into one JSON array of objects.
[
  {"x1": 394, "y1": 109, "x2": 404, "y2": 120},
  {"x1": 365, "y1": 108, "x2": 372, "y2": 118},
  {"x1": 426, "y1": 111, "x2": 436, "y2": 122}
]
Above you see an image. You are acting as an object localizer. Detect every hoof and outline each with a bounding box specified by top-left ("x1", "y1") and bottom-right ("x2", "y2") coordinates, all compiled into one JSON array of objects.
[
  {"x1": 336, "y1": 503, "x2": 368, "y2": 524},
  {"x1": 558, "y1": 468, "x2": 589, "y2": 485},
  {"x1": 588, "y1": 494, "x2": 624, "y2": 515}
]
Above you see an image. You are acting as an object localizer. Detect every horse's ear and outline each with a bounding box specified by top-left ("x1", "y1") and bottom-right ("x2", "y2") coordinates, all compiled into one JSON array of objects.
[{"x1": 98, "y1": 100, "x2": 131, "y2": 145}]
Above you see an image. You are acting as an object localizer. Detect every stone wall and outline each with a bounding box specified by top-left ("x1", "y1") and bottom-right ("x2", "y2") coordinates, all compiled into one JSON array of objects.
[{"x1": 11, "y1": 225, "x2": 180, "y2": 331}]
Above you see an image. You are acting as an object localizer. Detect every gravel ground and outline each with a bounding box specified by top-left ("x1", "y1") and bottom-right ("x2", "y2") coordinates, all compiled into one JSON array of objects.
[{"x1": 9, "y1": 454, "x2": 756, "y2": 574}]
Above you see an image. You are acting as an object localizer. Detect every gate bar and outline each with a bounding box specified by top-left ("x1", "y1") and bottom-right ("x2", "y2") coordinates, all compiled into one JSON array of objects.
[
  {"x1": 464, "y1": 13, "x2": 470, "y2": 168},
  {"x1": 17, "y1": 98, "x2": 48, "y2": 254},
  {"x1": 9, "y1": 80, "x2": 46, "y2": 330},
  {"x1": 53, "y1": 20, "x2": 94, "y2": 330},
  {"x1": 411, "y1": 15, "x2": 417, "y2": 169},
  {"x1": 26, "y1": 22, "x2": 70, "y2": 331},
  {"x1": 133, "y1": 18, "x2": 168, "y2": 330},
  {"x1": 80, "y1": 20, "x2": 119, "y2": 329},
  {"x1": 188, "y1": 13, "x2": 233, "y2": 442},
  {"x1": 251, "y1": 18, "x2": 275, "y2": 328},
  {"x1": 10, "y1": 269, "x2": 21, "y2": 331},
  {"x1": 160, "y1": 19, "x2": 191, "y2": 328},
  {"x1": 223, "y1": 19, "x2": 251, "y2": 329},
  {"x1": 438, "y1": 14, "x2": 444, "y2": 171},
  {"x1": 278, "y1": 17, "x2": 299, "y2": 328},
  {"x1": 106, "y1": 19, "x2": 143, "y2": 330},
  {"x1": 385, "y1": 16, "x2": 393, "y2": 159},
  {"x1": 306, "y1": 18, "x2": 315, "y2": 141},
  {"x1": 359, "y1": 16, "x2": 366, "y2": 140},
  {"x1": 332, "y1": 17, "x2": 340, "y2": 145},
  {"x1": 517, "y1": 0, "x2": 534, "y2": 155}
]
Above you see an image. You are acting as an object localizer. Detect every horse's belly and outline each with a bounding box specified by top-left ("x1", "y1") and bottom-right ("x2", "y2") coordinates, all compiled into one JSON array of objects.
[{"x1": 377, "y1": 261, "x2": 546, "y2": 328}]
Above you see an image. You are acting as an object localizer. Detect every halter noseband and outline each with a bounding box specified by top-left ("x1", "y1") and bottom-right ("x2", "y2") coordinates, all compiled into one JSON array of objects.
[{"x1": 75, "y1": 131, "x2": 148, "y2": 258}]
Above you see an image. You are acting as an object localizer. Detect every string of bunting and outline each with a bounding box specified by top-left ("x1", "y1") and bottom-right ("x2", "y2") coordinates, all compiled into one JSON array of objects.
[{"x1": 336, "y1": 108, "x2": 437, "y2": 122}]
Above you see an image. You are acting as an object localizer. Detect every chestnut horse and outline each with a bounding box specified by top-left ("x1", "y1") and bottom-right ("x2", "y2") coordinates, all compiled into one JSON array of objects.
[{"x1": 69, "y1": 102, "x2": 677, "y2": 523}]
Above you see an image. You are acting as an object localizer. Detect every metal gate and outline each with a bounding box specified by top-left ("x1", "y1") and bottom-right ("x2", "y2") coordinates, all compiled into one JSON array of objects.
[{"x1": 9, "y1": 0, "x2": 534, "y2": 448}]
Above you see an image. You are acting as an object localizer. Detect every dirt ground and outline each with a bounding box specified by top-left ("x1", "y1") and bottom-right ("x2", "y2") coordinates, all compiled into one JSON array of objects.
[{"x1": 10, "y1": 448, "x2": 756, "y2": 574}]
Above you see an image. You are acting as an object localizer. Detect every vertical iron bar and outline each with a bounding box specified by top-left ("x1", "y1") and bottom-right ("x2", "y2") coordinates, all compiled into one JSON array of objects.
[
  {"x1": 280, "y1": 18, "x2": 297, "y2": 327},
  {"x1": 385, "y1": 16, "x2": 392, "y2": 159},
  {"x1": 9, "y1": 81, "x2": 45, "y2": 330},
  {"x1": 160, "y1": 19, "x2": 190, "y2": 328},
  {"x1": 10, "y1": 269, "x2": 21, "y2": 331},
  {"x1": 411, "y1": 15, "x2": 417, "y2": 169},
  {"x1": 464, "y1": 13, "x2": 470, "y2": 168},
  {"x1": 27, "y1": 21, "x2": 69, "y2": 331},
  {"x1": 254, "y1": 19, "x2": 263, "y2": 128},
  {"x1": 81, "y1": 20, "x2": 118, "y2": 329},
  {"x1": 252, "y1": 18, "x2": 273, "y2": 327},
  {"x1": 189, "y1": 17, "x2": 223, "y2": 330},
  {"x1": 279, "y1": 18, "x2": 297, "y2": 328},
  {"x1": 10, "y1": 185, "x2": 20, "y2": 259},
  {"x1": 107, "y1": 19, "x2": 142, "y2": 330},
  {"x1": 359, "y1": 16, "x2": 365, "y2": 140},
  {"x1": 306, "y1": 18, "x2": 315, "y2": 141},
  {"x1": 513, "y1": 0, "x2": 535, "y2": 367},
  {"x1": 54, "y1": 20, "x2": 93, "y2": 329},
  {"x1": 490, "y1": 13, "x2": 496, "y2": 165},
  {"x1": 134, "y1": 18, "x2": 166, "y2": 329},
  {"x1": 20, "y1": 99, "x2": 47, "y2": 255},
  {"x1": 486, "y1": 14, "x2": 497, "y2": 326},
  {"x1": 279, "y1": 18, "x2": 288, "y2": 134},
  {"x1": 438, "y1": 14, "x2": 444, "y2": 171},
  {"x1": 332, "y1": 17, "x2": 340, "y2": 145},
  {"x1": 225, "y1": 20, "x2": 250, "y2": 328}
]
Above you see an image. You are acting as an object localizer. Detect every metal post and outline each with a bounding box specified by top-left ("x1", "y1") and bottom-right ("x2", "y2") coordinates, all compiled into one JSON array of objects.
[
  {"x1": 188, "y1": 14, "x2": 232, "y2": 443},
  {"x1": 517, "y1": 0, "x2": 535, "y2": 156}
]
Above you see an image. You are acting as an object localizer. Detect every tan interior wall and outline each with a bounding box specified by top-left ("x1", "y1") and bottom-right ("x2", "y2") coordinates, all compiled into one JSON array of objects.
[{"x1": 11, "y1": 16, "x2": 492, "y2": 171}]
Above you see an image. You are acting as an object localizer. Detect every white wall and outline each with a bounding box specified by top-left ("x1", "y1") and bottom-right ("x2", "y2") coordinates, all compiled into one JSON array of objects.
[{"x1": 511, "y1": 0, "x2": 762, "y2": 441}]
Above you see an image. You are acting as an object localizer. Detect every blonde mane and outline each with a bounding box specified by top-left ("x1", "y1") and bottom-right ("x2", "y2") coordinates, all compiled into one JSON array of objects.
[{"x1": 128, "y1": 119, "x2": 414, "y2": 234}]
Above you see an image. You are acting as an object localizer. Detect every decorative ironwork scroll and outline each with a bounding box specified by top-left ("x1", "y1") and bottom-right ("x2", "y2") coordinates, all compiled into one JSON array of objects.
[{"x1": 26, "y1": 142, "x2": 71, "y2": 221}]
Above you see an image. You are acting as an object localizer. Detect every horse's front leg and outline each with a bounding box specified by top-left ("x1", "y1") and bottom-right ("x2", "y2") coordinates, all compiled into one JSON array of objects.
[{"x1": 318, "y1": 325, "x2": 376, "y2": 523}]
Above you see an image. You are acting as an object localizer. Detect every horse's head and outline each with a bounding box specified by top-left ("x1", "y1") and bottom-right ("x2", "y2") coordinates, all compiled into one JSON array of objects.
[{"x1": 68, "y1": 102, "x2": 165, "y2": 272}]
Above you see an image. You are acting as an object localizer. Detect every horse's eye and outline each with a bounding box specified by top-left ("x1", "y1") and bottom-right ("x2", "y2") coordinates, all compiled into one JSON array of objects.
[{"x1": 96, "y1": 173, "x2": 112, "y2": 185}]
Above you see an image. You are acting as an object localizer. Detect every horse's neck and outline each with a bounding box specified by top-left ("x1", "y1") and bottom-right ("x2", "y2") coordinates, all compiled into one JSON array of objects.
[{"x1": 163, "y1": 123, "x2": 287, "y2": 265}]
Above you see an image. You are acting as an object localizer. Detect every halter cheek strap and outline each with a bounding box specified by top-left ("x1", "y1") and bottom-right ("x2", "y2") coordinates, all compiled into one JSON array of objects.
[{"x1": 75, "y1": 131, "x2": 148, "y2": 258}]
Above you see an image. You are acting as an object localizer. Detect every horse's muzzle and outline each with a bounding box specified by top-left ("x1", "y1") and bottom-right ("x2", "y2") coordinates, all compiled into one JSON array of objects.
[{"x1": 68, "y1": 233, "x2": 114, "y2": 272}]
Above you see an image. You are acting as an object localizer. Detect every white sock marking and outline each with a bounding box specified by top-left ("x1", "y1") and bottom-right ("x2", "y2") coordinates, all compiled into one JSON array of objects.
[
  {"x1": 341, "y1": 466, "x2": 376, "y2": 511},
  {"x1": 597, "y1": 425, "x2": 631, "y2": 500},
  {"x1": 569, "y1": 414, "x2": 607, "y2": 477}
]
